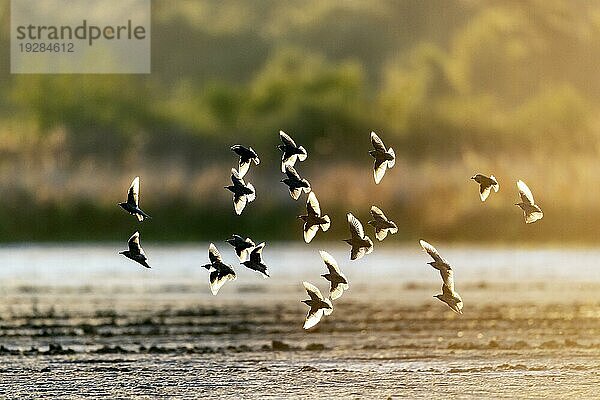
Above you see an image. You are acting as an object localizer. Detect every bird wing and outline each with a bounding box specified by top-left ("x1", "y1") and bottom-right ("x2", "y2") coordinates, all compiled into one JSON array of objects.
[
  {"x1": 319, "y1": 250, "x2": 342, "y2": 276},
  {"x1": 350, "y1": 246, "x2": 366, "y2": 260},
  {"x1": 233, "y1": 194, "x2": 247, "y2": 215},
  {"x1": 208, "y1": 243, "x2": 222, "y2": 264},
  {"x1": 209, "y1": 267, "x2": 236, "y2": 295},
  {"x1": 479, "y1": 184, "x2": 492, "y2": 202},
  {"x1": 249, "y1": 242, "x2": 265, "y2": 264},
  {"x1": 347, "y1": 213, "x2": 365, "y2": 239},
  {"x1": 490, "y1": 175, "x2": 499, "y2": 192},
  {"x1": 279, "y1": 130, "x2": 297, "y2": 148},
  {"x1": 370, "y1": 131, "x2": 387, "y2": 152},
  {"x1": 127, "y1": 176, "x2": 140, "y2": 206},
  {"x1": 440, "y1": 267, "x2": 455, "y2": 293},
  {"x1": 231, "y1": 168, "x2": 244, "y2": 186},
  {"x1": 303, "y1": 224, "x2": 319, "y2": 243},
  {"x1": 303, "y1": 281, "x2": 324, "y2": 301},
  {"x1": 285, "y1": 165, "x2": 302, "y2": 180},
  {"x1": 373, "y1": 159, "x2": 388, "y2": 184},
  {"x1": 375, "y1": 228, "x2": 388, "y2": 241},
  {"x1": 303, "y1": 308, "x2": 324, "y2": 329},
  {"x1": 517, "y1": 180, "x2": 535, "y2": 205},
  {"x1": 127, "y1": 231, "x2": 144, "y2": 255},
  {"x1": 370, "y1": 205, "x2": 387, "y2": 222},
  {"x1": 238, "y1": 159, "x2": 250, "y2": 178},
  {"x1": 306, "y1": 192, "x2": 321, "y2": 217},
  {"x1": 525, "y1": 209, "x2": 544, "y2": 224},
  {"x1": 329, "y1": 281, "x2": 348, "y2": 301},
  {"x1": 419, "y1": 240, "x2": 447, "y2": 265},
  {"x1": 289, "y1": 187, "x2": 302, "y2": 201}
]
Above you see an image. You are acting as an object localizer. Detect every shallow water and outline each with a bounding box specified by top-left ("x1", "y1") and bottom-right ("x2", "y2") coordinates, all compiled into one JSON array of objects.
[{"x1": 1, "y1": 244, "x2": 600, "y2": 398}]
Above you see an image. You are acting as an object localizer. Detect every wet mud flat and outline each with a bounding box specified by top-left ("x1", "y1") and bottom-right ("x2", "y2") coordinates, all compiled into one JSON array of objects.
[{"x1": 1, "y1": 282, "x2": 600, "y2": 398}]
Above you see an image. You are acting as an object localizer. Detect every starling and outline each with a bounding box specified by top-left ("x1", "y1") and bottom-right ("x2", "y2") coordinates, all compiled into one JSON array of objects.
[
  {"x1": 118, "y1": 176, "x2": 151, "y2": 221},
  {"x1": 226, "y1": 234, "x2": 256, "y2": 263},
  {"x1": 368, "y1": 205, "x2": 398, "y2": 241},
  {"x1": 241, "y1": 242, "x2": 269, "y2": 278},
  {"x1": 119, "y1": 231, "x2": 150, "y2": 269},
  {"x1": 344, "y1": 213, "x2": 374, "y2": 260},
  {"x1": 224, "y1": 168, "x2": 256, "y2": 215},
  {"x1": 231, "y1": 144, "x2": 260, "y2": 178},
  {"x1": 319, "y1": 250, "x2": 348, "y2": 300},
  {"x1": 278, "y1": 130, "x2": 307, "y2": 173},
  {"x1": 471, "y1": 174, "x2": 499, "y2": 202},
  {"x1": 515, "y1": 180, "x2": 543, "y2": 224},
  {"x1": 281, "y1": 165, "x2": 311, "y2": 200},
  {"x1": 369, "y1": 132, "x2": 395, "y2": 184},
  {"x1": 302, "y1": 281, "x2": 333, "y2": 329},
  {"x1": 201, "y1": 243, "x2": 237, "y2": 295},
  {"x1": 419, "y1": 240, "x2": 463, "y2": 314},
  {"x1": 298, "y1": 192, "x2": 331, "y2": 243}
]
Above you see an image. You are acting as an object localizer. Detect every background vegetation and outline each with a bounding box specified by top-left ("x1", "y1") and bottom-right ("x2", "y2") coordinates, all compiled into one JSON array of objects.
[{"x1": 0, "y1": 0, "x2": 599, "y2": 243}]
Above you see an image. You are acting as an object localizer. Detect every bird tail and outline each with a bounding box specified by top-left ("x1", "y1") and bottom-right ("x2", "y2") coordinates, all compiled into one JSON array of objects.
[
  {"x1": 246, "y1": 183, "x2": 256, "y2": 202},
  {"x1": 387, "y1": 147, "x2": 396, "y2": 168},
  {"x1": 302, "y1": 180, "x2": 311, "y2": 193},
  {"x1": 320, "y1": 215, "x2": 331, "y2": 232},
  {"x1": 297, "y1": 146, "x2": 308, "y2": 161},
  {"x1": 490, "y1": 175, "x2": 499, "y2": 192}
]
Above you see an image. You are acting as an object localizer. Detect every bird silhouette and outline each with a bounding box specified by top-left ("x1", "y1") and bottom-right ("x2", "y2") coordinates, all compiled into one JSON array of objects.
[
  {"x1": 471, "y1": 174, "x2": 499, "y2": 202},
  {"x1": 419, "y1": 240, "x2": 463, "y2": 314},
  {"x1": 369, "y1": 132, "x2": 395, "y2": 184},
  {"x1": 368, "y1": 205, "x2": 398, "y2": 241},
  {"x1": 344, "y1": 213, "x2": 374, "y2": 260},
  {"x1": 281, "y1": 165, "x2": 311, "y2": 200},
  {"x1": 118, "y1": 177, "x2": 151, "y2": 221},
  {"x1": 298, "y1": 192, "x2": 331, "y2": 243},
  {"x1": 319, "y1": 250, "x2": 348, "y2": 300},
  {"x1": 201, "y1": 243, "x2": 237, "y2": 295},
  {"x1": 278, "y1": 130, "x2": 307, "y2": 173},
  {"x1": 231, "y1": 145, "x2": 260, "y2": 178},
  {"x1": 241, "y1": 242, "x2": 269, "y2": 278},
  {"x1": 302, "y1": 281, "x2": 333, "y2": 329},
  {"x1": 226, "y1": 234, "x2": 255, "y2": 262},
  {"x1": 224, "y1": 168, "x2": 256, "y2": 215},
  {"x1": 119, "y1": 231, "x2": 150, "y2": 268},
  {"x1": 515, "y1": 180, "x2": 543, "y2": 223}
]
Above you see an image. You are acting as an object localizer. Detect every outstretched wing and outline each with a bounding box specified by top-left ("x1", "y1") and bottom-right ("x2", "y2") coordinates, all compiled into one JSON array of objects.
[
  {"x1": 370, "y1": 205, "x2": 387, "y2": 222},
  {"x1": 250, "y1": 242, "x2": 265, "y2": 263},
  {"x1": 319, "y1": 250, "x2": 341, "y2": 275},
  {"x1": 306, "y1": 192, "x2": 321, "y2": 217},
  {"x1": 209, "y1": 267, "x2": 236, "y2": 295},
  {"x1": 373, "y1": 159, "x2": 387, "y2": 184},
  {"x1": 347, "y1": 213, "x2": 365, "y2": 239},
  {"x1": 303, "y1": 281, "x2": 324, "y2": 301},
  {"x1": 233, "y1": 194, "x2": 247, "y2": 215},
  {"x1": 285, "y1": 165, "x2": 302, "y2": 181},
  {"x1": 439, "y1": 267, "x2": 455, "y2": 293},
  {"x1": 231, "y1": 168, "x2": 244, "y2": 186},
  {"x1": 304, "y1": 308, "x2": 324, "y2": 330},
  {"x1": 525, "y1": 209, "x2": 544, "y2": 224},
  {"x1": 370, "y1": 131, "x2": 387, "y2": 152},
  {"x1": 280, "y1": 130, "x2": 297, "y2": 148},
  {"x1": 208, "y1": 243, "x2": 222, "y2": 264},
  {"x1": 517, "y1": 180, "x2": 535, "y2": 205},
  {"x1": 419, "y1": 240, "x2": 447, "y2": 265},
  {"x1": 479, "y1": 183, "x2": 492, "y2": 202},
  {"x1": 127, "y1": 231, "x2": 143, "y2": 254},
  {"x1": 127, "y1": 177, "x2": 140, "y2": 206},
  {"x1": 304, "y1": 225, "x2": 319, "y2": 243}
]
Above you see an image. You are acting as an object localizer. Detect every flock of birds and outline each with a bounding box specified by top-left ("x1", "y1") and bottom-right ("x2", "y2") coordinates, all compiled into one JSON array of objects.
[{"x1": 117, "y1": 130, "x2": 544, "y2": 329}]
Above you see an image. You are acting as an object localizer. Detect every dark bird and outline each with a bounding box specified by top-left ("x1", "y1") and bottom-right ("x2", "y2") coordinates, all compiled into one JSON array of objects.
[
  {"x1": 419, "y1": 240, "x2": 463, "y2": 314},
  {"x1": 319, "y1": 250, "x2": 348, "y2": 300},
  {"x1": 119, "y1": 231, "x2": 150, "y2": 269},
  {"x1": 224, "y1": 168, "x2": 256, "y2": 215},
  {"x1": 241, "y1": 242, "x2": 269, "y2": 278},
  {"x1": 278, "y1": 130, "x2": 307, "y2": 173},
  {"x1": 298, "y1": 192, "x2": 331, "y2": 243},
  {"x1": 302, "y1": 281, "x2": 333, "y2": 329},
  {"x1": 344, "y1": 213, "x2": 374, "y2": 260},
  {"x1": 369, "y1": 132, "x2": 395, "y2": 184},
  {"x1": 231, "y1": 144, "x2": 260, "y2": 178},
  {"x1": 515, "y1": 180, "x2": 543, "y2": 224},
  {"x1": 201, "y1": 243, "x2": 237, "y2": 295},
  {"x1": 226, "y1": 234, "x2": 256, "y2": 263},
  {"x1": 368, "y1": 205, "x2": 398, "y2": 241},
  {"x1": 471, "y1": 174, "x2": 499, "y2": 202},
  {"x1": 118, "y1": 176, "x2": 151, "y2": 221},
  {"x1": 281, "y1": 165, "x2": 311, "y2": 200}
]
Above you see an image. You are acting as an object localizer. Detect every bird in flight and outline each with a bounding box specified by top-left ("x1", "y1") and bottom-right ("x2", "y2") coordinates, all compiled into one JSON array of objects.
[
  {"x1": 119, "y1": 231, "x2": 151, "y2": 269},
  {"x1": 226, "y1": 234, "x2": 255, "y2": 263},
  {"x1": 368, "y1": 205, "x2": 398, "y2": 241},
  {"x1": 281, "y1": 165, "x2": 311, "y2": 200},
  {"x1": 118, "y1": 176, "x2": 151, "y2": 221},
  {"x1": 224, "y1": 168, "x2": 256, "y2": 215},
  {"x1": 201, "y1": 243, "x2": 237, "y2": 295},
  {"x1": 344, "y1": 213, "x2": 374, "y2": 260},
  {"x1": 301, "y1": 281, "x2": 333, "y2": 329},
  {"x1": 515, "y1": 180, "x2": 543, "y2": 224},
  {"x1": 241, "y1": 242, "x2": 270, "y2": 278},
  {"x1": 369, "y1": 132, "x2": 395, "y2": 184},
  {"x1": 319, "y1": 250, "x2": 348, "y2": 300},
  {"x1": 471, "y1": 174, "x2": 499, "y2": 202},
  {"x1": 231, "y1": 145, "x2": 260, "y2": 178},
  {"x1": 298, "y1": 192, "x2": 331, "y2": 243},
  {"x1": 419, "y1": 240, "x2": 463, "y2": 314},
  {"x1": 278, "y1": 130, "x2": 307, "y2": 173}
]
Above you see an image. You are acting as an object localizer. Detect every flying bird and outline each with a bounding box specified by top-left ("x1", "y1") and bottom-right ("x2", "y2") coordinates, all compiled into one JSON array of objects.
[
  {"x1": 515, "y1": 180, "x2": 543, "y2": 224},
  {"x1": 368, "y1": 205, "x2": 398, "y2": 241},
  {"x1": 471, "y1": 174, "x2": 499, "y2": 202},
  {"x1": 319, "y1": 250, "x2": 348, "y2": 300},
  {"x1": 369, "y1": 132, "x2": 395, "y2": 184},
  {"x1": 301, "y1": 281, "x2": 333, "y2": 329},
  {"x1": 281, "y1": 165, "x2": 311, "y2": 200},
  {"x1": 278, "y1": 130, "x2": 307, "y2": 173},
  {"x1": 344, "y1": 213, "x2": 374, "y2": 260},
  {"x1": 119, "y1": 231, "x2": 150, "y2": 269},
  {"x1": 298, "y1": 192, "x2": 331, "y2": 243},
  {"x1": 231, "y1": 145, "x2": 260, "y2": 178},
  {"x1": 224, "y1": 168, "x2": 256, "y2": 215},
  {"x1": 419, "y1": 240, "x2": 463, "y2": 314},
  {"x1": 118, "y1": 176, "x2": 151, "y2": 221},
  {"x1": 226, "y1": 234, "x2": 255, "y2": 263},
  {"x1": 241, "y1": 242, "x2": 269, "y2": 278},
  {"x1": 201, "y1": 243, "x2": 237, "y2": 295}
]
